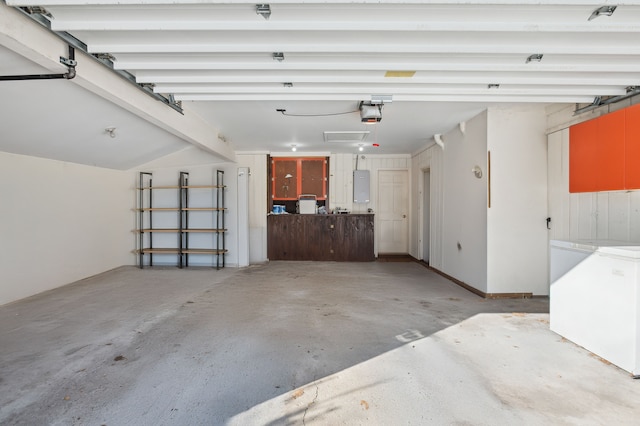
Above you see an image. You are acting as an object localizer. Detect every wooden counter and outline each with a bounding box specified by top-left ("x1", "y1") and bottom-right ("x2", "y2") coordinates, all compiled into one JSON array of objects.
[{"x1": 267, "y1": 214, "x2": 374, "y2": 261}]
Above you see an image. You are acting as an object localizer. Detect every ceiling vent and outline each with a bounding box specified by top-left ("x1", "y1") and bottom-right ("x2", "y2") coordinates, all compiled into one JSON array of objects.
[{"x1": 324, "y1": 131, "x2": 370, "y2": 143}]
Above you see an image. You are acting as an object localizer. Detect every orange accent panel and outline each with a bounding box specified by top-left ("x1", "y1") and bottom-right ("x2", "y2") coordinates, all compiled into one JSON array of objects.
[
  {"x1": 569, "y1": 118, "x2": 598, "y2": 193},
  {"x1": 625, "y1": 104, "x2": 640, "y2": 189},
  {"x1": 595, "y1": 109, "x2": 625, "y2": 191}
]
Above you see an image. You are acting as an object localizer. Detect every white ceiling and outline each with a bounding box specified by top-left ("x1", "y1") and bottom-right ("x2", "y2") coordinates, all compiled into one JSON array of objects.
[{"x1": 2, "y1": 0, "x2": 640, "y2": 164}]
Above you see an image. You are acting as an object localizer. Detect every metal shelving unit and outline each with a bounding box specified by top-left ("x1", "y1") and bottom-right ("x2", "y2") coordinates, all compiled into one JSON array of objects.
[{"x1": 136, "y1": 170, "x2": 227, "y2": 269}]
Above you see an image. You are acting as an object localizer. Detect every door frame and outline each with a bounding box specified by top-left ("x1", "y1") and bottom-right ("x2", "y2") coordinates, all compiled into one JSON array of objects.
[{"x1": 419, "y1": 167, "x2": 431, "y2": 264}]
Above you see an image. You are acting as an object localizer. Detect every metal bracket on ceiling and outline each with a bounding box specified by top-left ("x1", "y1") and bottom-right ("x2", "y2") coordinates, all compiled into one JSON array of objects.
[
  {"x1": 168, "y1": 94, "x2": 182, "y2": 110},
  {"x1": 10, "y1": 6, "x2": 184, "y2": 115},
  {"x1": 0, "y1": 45, "x2": 76, "y2": 81},
  {"x1": 574, "y1": 86, "x2": 640, "y2": 116}
]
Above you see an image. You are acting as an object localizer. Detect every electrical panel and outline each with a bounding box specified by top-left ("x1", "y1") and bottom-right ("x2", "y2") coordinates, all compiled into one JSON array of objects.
[{"x1": 353, "y1": 170, "x2": 370, "y2": 203}]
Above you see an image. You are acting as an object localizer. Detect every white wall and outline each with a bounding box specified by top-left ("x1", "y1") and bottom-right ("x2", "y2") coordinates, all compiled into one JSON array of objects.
[
  {"x1": 0, "y1": 151, "x2": 132, "y2": 305},
  {"x1": 410, "y1": 106, "x2": 549, "y2": 296},
  {"x1": 487, "y1": 106, "x2": 549, "y2": 295},
  {"x1": 440, "y1": 111, "x2": 489, "y2": 292},
  {"x1": 329, "y1": 153, "x2": 354, "y2": 212},
  {"x1": 236, "y1": 154, "x2": 268, "y2": 264},
  {"x1": 548, "y1": 129, "x2": 640, "y2": 243}
]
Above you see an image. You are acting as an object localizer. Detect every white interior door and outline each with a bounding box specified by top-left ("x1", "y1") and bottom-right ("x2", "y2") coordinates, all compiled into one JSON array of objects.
[{"x1": 378, "y1": 170, "x2": 409, "y2": 254}]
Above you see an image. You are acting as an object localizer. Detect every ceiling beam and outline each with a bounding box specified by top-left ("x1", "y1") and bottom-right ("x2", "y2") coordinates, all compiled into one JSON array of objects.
[
  {"x1": 137, "y1": 72, "x2": 640, "y2": 87},
  {"x1": 154, "y1": 84, "x2": 626, "y2": 97},
  {"x1": 43, "y1": 4, "x2": 640, "y2": 33},
  {"x1": 115, "y1": 57, "x2": 640, "y2": 73},
  {"x1": 9, "y1": 0, "x2": 640, "y2": 5},
  {"x1": 174, "y1": 93, "x2": 598, "y2": 103},
  {"x1": 83, "y1": 33, "x2": 640, "y2": 55}
]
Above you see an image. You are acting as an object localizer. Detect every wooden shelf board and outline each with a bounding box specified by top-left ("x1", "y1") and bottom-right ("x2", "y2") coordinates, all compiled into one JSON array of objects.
[
  {"x1": 137, "y1": 186, "x2": 179, "y2": 190},
  {"x1": 137, "y1": 185, "x2": 226, "y2": 189},
  {"x1": 138, "y1": 228, "x2": 227, "y2": 233},
  {"x1": 181, "y1": 249, "x2": 228, "y2": 254},
  {"x1": 138, "y1": 207, "x2": 180, "y2": 211},
  {"x1": 138, "y1": 248, "x2": 181, "y2": 254},
  {"x1": 183, "y1": 207, "x2": 226, "y2": 211},
  {"x1": 182, "y1": 228, "x2": 227, "y2": 233},
  {"x1": 137, "y1": 248, "x2": 227, "y2": 254}
]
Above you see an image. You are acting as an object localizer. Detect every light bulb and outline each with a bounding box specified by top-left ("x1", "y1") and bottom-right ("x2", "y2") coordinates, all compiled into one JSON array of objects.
[
  {"x1": 359, "y1": 145, "x2": 364, "y2": 152},
  {"x1": 291, "y1": 145, "x2": 297, "y2": 152}
]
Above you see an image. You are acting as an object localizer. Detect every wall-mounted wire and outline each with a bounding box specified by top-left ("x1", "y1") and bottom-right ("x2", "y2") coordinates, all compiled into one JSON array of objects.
[{"x1": 276, "y1": 108, "x2": 358, "y2": 117}]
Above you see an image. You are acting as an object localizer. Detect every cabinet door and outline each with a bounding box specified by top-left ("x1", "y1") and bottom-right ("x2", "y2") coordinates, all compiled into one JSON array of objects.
[
  {"x1": 306, "y1": 215, "x2": 334, "y2": 260},
  {"x1": 569, "y1": 118, "x2": 598, "y2": 193},
  {"x1": 570, "y1": 108, "x2": 629, "y2": 193},
  {"x1": 301, "y1": 159, "x2": 326, "y2": 198},
  {"x1": 333, "y1": 216, "x2": 375, "y2": 261},
  {"x1": 273, "y1": 159, "x2": 298, "y2": 199},
  {"x1": 595, "y1": 108, "x2": 625, "y2": 192},
  {"x1": 267, "y1": 215, "x2": 306, "y2": 260},
  {"x1": 625, "y1": 104, "x2": 640, "y2": 189}
]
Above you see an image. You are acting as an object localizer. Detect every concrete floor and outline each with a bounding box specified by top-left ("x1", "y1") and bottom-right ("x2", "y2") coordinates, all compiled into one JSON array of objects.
[{"x1": 1, "y1": 262, "x2": 638, "y2": 425}]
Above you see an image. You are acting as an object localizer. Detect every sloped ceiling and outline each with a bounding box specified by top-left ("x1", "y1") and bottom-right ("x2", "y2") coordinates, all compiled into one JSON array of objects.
[
  {"x1": 2, "y1": 1, "x2": 640, "y2": 161},
  {"x1": 0, "y1": 44, "x2": 193, "y2": 169}
]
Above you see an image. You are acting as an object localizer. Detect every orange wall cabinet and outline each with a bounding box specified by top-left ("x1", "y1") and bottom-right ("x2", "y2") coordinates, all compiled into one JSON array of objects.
[
  {"x1": 569, "y1": 104, "x2": 640, "y2": 193},
  {"x1": 271, "y1": 157, "x2": 327, "y2": 200}
]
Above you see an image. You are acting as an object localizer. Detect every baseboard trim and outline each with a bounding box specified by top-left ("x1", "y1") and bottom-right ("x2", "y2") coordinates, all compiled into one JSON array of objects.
[{"x1": 422, "y1": 264, "x2": 533, "y2": 300}]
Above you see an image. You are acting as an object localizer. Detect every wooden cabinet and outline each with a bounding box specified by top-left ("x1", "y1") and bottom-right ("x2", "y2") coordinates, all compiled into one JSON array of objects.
[{"x1": 267, "y1": 214, "x2": 374, "y2": 261}]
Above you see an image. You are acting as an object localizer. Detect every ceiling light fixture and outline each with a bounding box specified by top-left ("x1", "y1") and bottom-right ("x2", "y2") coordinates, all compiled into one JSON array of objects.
[
  {"x1": 588, "y1": 5, "x2": 617, "y2": 20},
  {"x1": 272, "y1": 52, "x2": 284, "y2": 62},
  {"x1": 291, "y1": 144, "x2": 297, "y2": 152},
  {"x1": 105, "y1": 127, "x2": 116, "y2": 138},
  {"x1": 358, "y1": 144, "x2": 364, "y2": 152},
  {"x1": 256, "y1": 4, "x2": 271, "y2": 20},
  {"x1": 526, "y1": 54, "x2": 544, "y2": 63}
]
